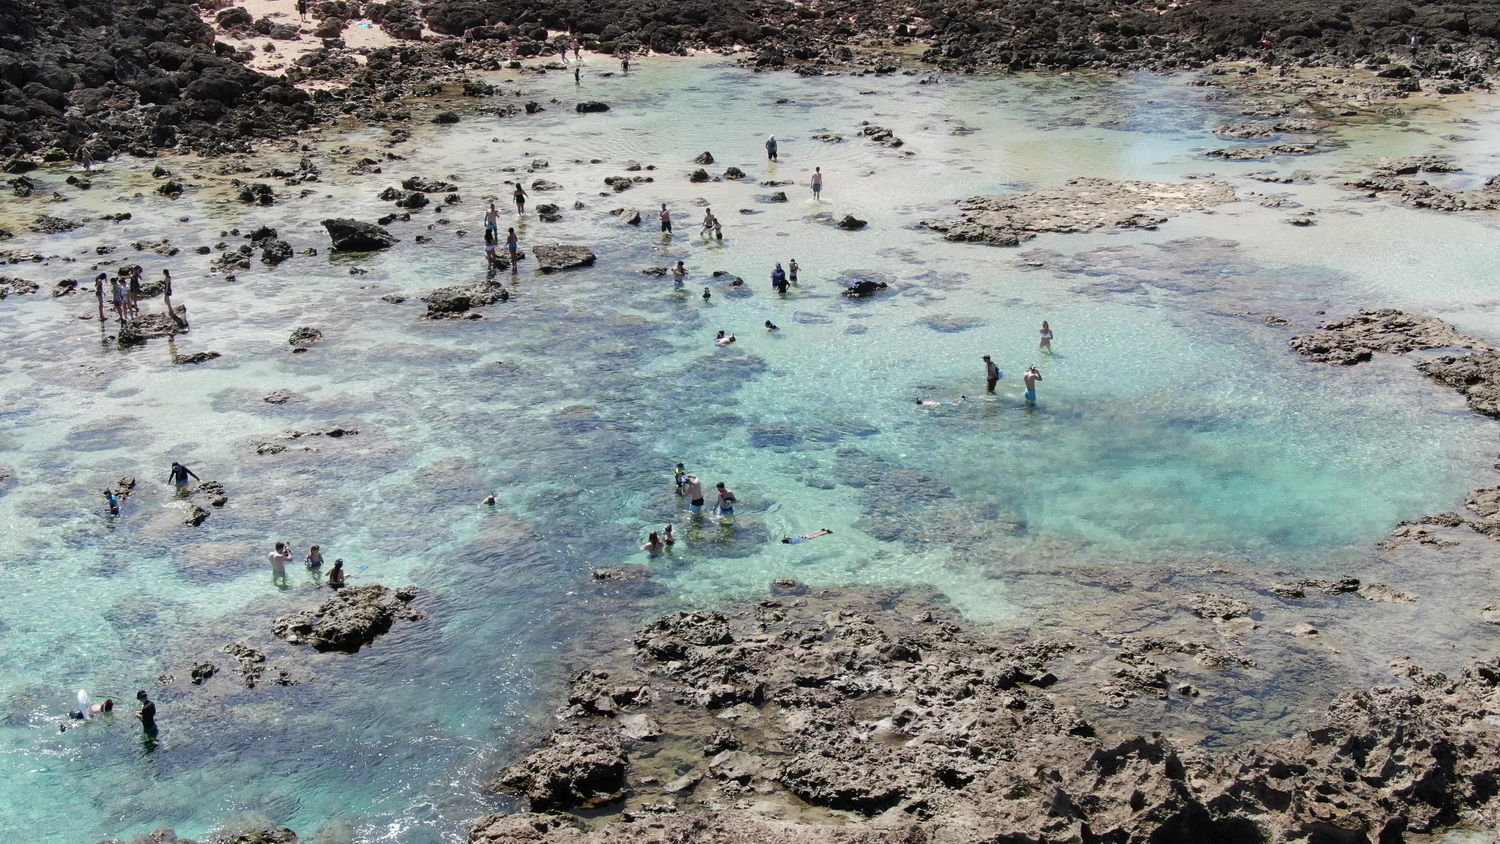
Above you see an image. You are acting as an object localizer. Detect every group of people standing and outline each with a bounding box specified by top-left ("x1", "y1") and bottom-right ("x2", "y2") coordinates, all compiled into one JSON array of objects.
[
  {"x1": 639, "y1": 463, "x2": 738, "y2": 554},
  {"x1": 979, "y1": 322, "x2": 1053, "y2": 404},
  {"x1": 268, "y1": 541, "x2": 346, "y2": 589},
  {"x1": 95, "y1": 266, "x2": 175, "y2": 323}
]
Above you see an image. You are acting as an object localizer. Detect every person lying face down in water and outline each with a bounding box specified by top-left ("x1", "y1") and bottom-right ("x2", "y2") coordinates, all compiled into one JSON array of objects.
[
  {"x1": 842, "y1": 280, "x2": 888, "y2": 298},
  {"x1": 782, "y1": 528, "x2": 832, "y2": 544},
  {"x1": 916, "y1": 397, "x2": 966, "y2": 407}
]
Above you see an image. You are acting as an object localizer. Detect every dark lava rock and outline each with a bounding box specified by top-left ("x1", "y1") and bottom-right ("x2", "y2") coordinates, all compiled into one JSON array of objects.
[
  {"x1": 724, "y1": 166, "x2": 746, "y2": 180},
  {"x1": 29, "y1": 215, "x2": 79, "y2": 234},
  {"x1": 532, "y1": 244, "x2": 596, "y2": 272},
  {"x1": 423, "y1": 280, "x2": 509, "y2": 317},
  {"x1": 261, "y1": 239, "x2": 293, "y2": 265},
  {"x1": 1290, "y1": 309, "x2": 1487, "y2": 365},
  {"x1": 288, "y1": 326, "x2": 323, "y2": 346},
  {"x1": 270, "y1": 583, "x2": 423, "y2": 653},
  {"x1": 575, "y1": 101, "x2": 610, "y2": 113},
  {"x1": 322, "y1": 218, "x2": 398, "y2": 251},
  {"x1": 402, "y1": 176, "x2": 457, "y2": 192},
  {"x1": 689, "y1": 169, "x2": 711, "y2": 183},
  {"x1": 837, "y1": 214, "x2": 868, "y2": 230},
  {"x1": 173, "y1": 351, "x2": 221, "y2": 365},
  {"x1": 1418, "y1": 352, "x2": 1500, "y2": 418},
  {"x1": 537, "y1": 203, "x2": 562, "y2": 222},
  {"x1": 118, "y1": 308, "x2": 188, "y2": 346},
  {"x1": 237, "y1": 182, "x2": 275, "y2": 205},
  {"x1": 694, "y1": 151, "x2": 715, "y2": 165},
  {"x1": 432, "y1": 110, "x2": 460, "y2": 124},
  {"x1": 493, "y1": 725, "x2": 627, "y2": 811}
]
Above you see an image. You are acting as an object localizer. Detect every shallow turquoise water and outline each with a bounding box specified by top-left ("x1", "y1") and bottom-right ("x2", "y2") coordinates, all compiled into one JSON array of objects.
[{"x1": 3, "y1": 58, "x2": 1500, "y2": 842}]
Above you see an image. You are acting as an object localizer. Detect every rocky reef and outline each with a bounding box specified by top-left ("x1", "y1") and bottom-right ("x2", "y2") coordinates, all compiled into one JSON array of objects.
[
  {"x1": 928, "y1": 179, "x2": 1238, "y2": 246},
  {"x1": 464, "y1": 585, "x2": 1500, "y2": 843}
]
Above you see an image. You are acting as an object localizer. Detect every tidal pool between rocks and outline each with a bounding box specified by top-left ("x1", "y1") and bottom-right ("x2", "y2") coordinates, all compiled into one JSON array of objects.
[{"x1": 3, "y1": 57, "x2": 1500, "y2": 843}]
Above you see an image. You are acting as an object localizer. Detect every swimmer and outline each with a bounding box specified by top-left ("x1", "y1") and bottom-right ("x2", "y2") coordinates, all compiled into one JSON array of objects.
[
  {"x1": 135, "y1": 690, "x2": 157, "y2": 736},
  {"x1": 713, "y1": 482, "x2": 736, "y2": 517},
  {"x1": 702, "y1": 287, "x2": 711, "y2": 302},
  {"x1": 1039, "y1": 321, "x2": 1053, "y2": 353},
  {"x1": 916, "y1": 397, "x2": 966, "y2": 407},
  {"x1": 983, "y1": 355, "x2": 1000, "y2": 394},
  {"x1": 671, "y1": 261, "x2": 686, "y2": 287},
  {"x1": 641, "y1": 530, "x2": 665, "y2": 555},
  {"x1": 482, "y1": 494, "x2": 497, "y2": 506},
  {"x1": 103, "y1": 488, "x2": 121, "y2": 516},
  {"x1": 682, "y1": 474, "x2": 705, "y2": 515},
  {"x1": 269, "y1": 541, "x2": 292, "y2": 586},
  {"x1": 788, "y1": 259, "x2": 800, "y2": 283},
  {"x1": 662, "y1": 524, "x2": 675, "y2": 546},
  {"x1": 765, "y1": 320, "x2": 779, "y2": 331},
  {"x1": 327, "y1": 559, "x2": 347, "y2": 589},
  {"x1": 782, "y1": 528, "x2": 832, "y2": 544},
  {"x1": 1024, "y1": 366, "x2": 1042, "y2": 405},
  {"x1": 715, "y1": 331, "x2": 736, "y2": 346},
  {"x1": 673, "y1": 462, "x2": 687, "y2": 494},
  {"x1": 305, "y1": 544, "x2": 324, "y2": 570}
]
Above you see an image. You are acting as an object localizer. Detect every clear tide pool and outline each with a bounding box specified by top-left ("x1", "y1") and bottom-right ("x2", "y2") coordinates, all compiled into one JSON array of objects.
[{"x1": 2, "y1": 57, "x2": 1500, "y2": 842}]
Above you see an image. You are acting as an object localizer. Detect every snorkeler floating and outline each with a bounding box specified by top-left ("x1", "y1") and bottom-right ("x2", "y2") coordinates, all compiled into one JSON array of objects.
[{"x1": 782, "y1": 529, "x2": 832, "y2": 544}]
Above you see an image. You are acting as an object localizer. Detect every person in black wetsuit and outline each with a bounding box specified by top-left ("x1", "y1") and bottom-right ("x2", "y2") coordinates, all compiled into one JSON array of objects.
[
  {"x1": 135, "y1": 690, "x2": 157, "y2": 736},
  {"x1": 168, "y1": 462, "x2": 200, "y2": 487}
]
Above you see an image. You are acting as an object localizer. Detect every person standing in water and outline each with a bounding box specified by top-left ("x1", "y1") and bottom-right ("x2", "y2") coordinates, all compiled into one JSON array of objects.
[
  {"x1": 93, "y1": 273, "x2": 106, "y2": 321},
  {"x1": 161, "y1": 269, "x2": 179, "y2": 323},
  {"x1": 484, "y1": 229, "x2": 499, "y2": 266},
  {"x1": 983, "y1": 355, "x2": 1000, "y2": 394},
  {"x1": 682, "y1": 474, "x2": 705, "y2": 515},
  {"x1": 765, "y1": 136, "x2": 778, "y2": 161},
  {"x1": 1039, "y1": 321, "x2": 1054, "y2": 354},
  {"x1": 671, "y1": 261, "x2": 687, "y2": 288},
  {"x1": 641, "y1": 530, "x2": 665, "y2": 555},
  {"x1": 305, "y1": 544, "x2": 324, "y2": 577},
  {"x1": 572, "y1": 36, "x2": 582, "y2": 60},
  {"x1": 771, "y1": 263, "x2": 788, "y2": 295},
  {"x1": 135, "y1": 690, "x2": 157, "y2": 736},
  {"x1": 810, "y1": 167, "x2": 822, "y2": 199},
  {"x1": 659, "y1": 203, "x2": 672, "y2": 235},
  {"x1": 1024, "y1": 366, "x2": 1043, "y2": 405},
  {"x1": 168, "y1": 461, "x2": 200, "y2": 488},
  {"x1": 513, "y1": 182, "x2": 528, "y2": 214},
  {"x1": 269, "y1": 542, "x2": 292, "y2": 587},
  {"x1": 788, "y1": 259, "x2": 800, "y2": 284},
  {"x1": 673, "y1": 463, "x2": 688, "y2": 494},
  {"x1": 485, "y1": 202, "x2": 499, "y2": 235},
  {"x1": 662, "y1": 524, "x2": 675, "y2": 546},
  {"x1": 714, "y1": 482, "x2": 737, "y2": 517},
  {"x1": 102, "y1": 488, "x2": 121, "y2": 516},
  {"x1": 506, "y1": 227, "x2": 520, "y2": 268},
  {"x1": 620, "y1": 55, "x2": 629, "y2": 72},
  {"x1": 701, "y1": 208, "x2": 718, "y2": 237},
  {"x1": 327, "y1": 559, "x2": 347, "y2": 589}
]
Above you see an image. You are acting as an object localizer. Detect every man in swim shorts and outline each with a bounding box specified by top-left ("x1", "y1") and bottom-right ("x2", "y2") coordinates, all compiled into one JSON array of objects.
[
  {"x1": 1024, "y1": 366, "x2": 1042, "y2": 405},
  {"x1": 714, "y1": 482, "x2": 736, "y2": 516},
  {"x1": 983, "y1": 355, "x2": 1000, "y2": 394},
  {"x1": 659, "y1": 203, "x2": 672, "y2": 234},
  {"x1": 485, "y1": 202, "x2": 499, "y2": 234},
  {"x1": 269, "y1": 542, "x2": 292, "y2": 586},
  {"x1": 682, "y1": 474, "x2": 705, "y2": 514}
]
